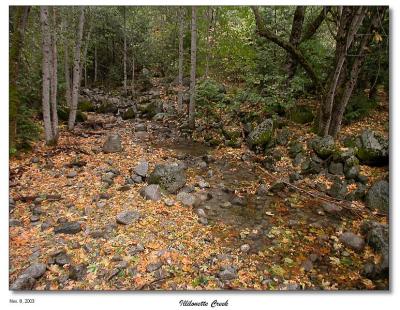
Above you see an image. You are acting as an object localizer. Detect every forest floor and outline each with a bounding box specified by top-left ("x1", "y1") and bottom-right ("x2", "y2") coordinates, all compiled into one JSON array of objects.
[{"x1": 9, "y1": 85, "x2": 389, "y2": 291}]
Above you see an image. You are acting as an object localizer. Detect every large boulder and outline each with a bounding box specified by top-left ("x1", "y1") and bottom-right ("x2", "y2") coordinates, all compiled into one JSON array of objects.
[
  {"x1": 54, "y1": 221, "x2": 82, "y2": 234},
  {"x1": 10, "y1": 263, "x2": 47, "y2": 290},
  {"x1": 140, "y1": 184, "x2": 161, "y2": 201},
  {"x1": 356, "y1": 130, "x2": 388, "y2": 166},
  {"x1": 103, "y1": 133, "x2": 122, "y2": 153},
  {"x1": 339, "y1": 232, "x2": 365, "y2": 252},
  {"x1": 361, "y1": 221, "x2": 389, "y2": 278},
  {"x1": 311, "y1": 135, "x2": 336, "y2": 159},
  {"x1": 247, "y1": 119, "x2": 274, "y2": 150},
  {"x1": 116, "y1": 210, "x2": 141, "y2": 225},
  {"x1": 365, "y1": 180, "x2": 389, "y2": 214},
  {"x1": 148, "y1": 163, "x2": 186, "y2": 194}
]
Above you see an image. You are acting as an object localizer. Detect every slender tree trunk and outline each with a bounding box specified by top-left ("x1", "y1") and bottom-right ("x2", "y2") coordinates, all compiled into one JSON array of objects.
[
  {"x1": 68, "y1": 7, "x2": 85, "y2": 131},
  {"x1": 204, "y1": 7, "x2": 214, "y2": 78},
  {"x1": 62, "y1": 19, "x2": 72, "y2": 108},
  {"x1": 188, "y1": 6, "x2": 197, "y2": 130},
  {"x1": 328, "y1": 9, "x2": 384, "y2": 138},
  {"x1": 50, "y1": 7, "x2": 58, "y2": 141},
  {"x1": 317, "y1": 6, "x2": 367, "y2": 136},
  {"x1": 285, "y1": 6, "x2": 305, "y2": 82},
  {"x1": 81, "y1": 27, "x2": 91, "y2": 87},
  {"x1": 131, "y1": 54, "x2": 135, "y2": 95},
  {"x1": 123, "y1": 6, "x2": 127, "y2": 95},
  {"x1": 94, "y1": 45, "x2": 97, "y2": 83},
  {"x1": 40, "y1": 7, "x2": 54, "y2": 144},
  {"x1": 9, "y1": 6, "x2": 30, "y2": 150},
  {"x1": 177, "y1": 6, "x2": 184, "y2": 112},
  {"x1": 252, "y1": 6, "x2": 323, "y2": 91}
]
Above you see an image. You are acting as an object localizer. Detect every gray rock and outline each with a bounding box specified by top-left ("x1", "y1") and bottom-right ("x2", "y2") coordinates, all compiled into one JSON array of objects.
[
  {"x1": 140, "y1": 184, "x2": 161, "y2": 201},
  {"x1": 22, "y1": 263, "x2": 47, "y2": 279},
  {"x1": 164, "y1": 198, "x2": 175, "y2": 206},
  {"x1": 198, "y1": 217, "x2": 208, "y2": 225},
  {"x1": 30, "y1": 215, "x2": 40, "y2": 223},
  {"x1": 69, "y1": 264, "x2": 87, "y2": 281},
  {"x1": 9, "y1": 219, "x2": 22, "y2": 227},
  {"x1": 301, "y1": 259, "x2": 313, "y2": 272},
  {"x1": 339, "y1": 232, "x2": 365, "y2": 252},
  {"x1": 198, "y1": 180, "x2": 210, "y2": 189},
  {"x1": 116, "y1": 210, "x2": 141, "y2": 225},
  {"x1": 361, "y1": 221, "x2": 389, "y2": 275},
  {"x1": 288, "y1": 141, "x2": 304, "y2": 158},
  {"x1": 196, "y1": 208, "x2": 207, "y2": 218},
  {"x1": 54, "y1": 221, "x2": 82, "y2": 234},
  {"x1": 103, "y1": 133, "x2": 123, "y2": 153},
  {"x1": 10, "y1": 274, "x2": 36, "y2": 290},
  {"x1": 240, "y1": 244, "x2": 250, "y2": 253},
  {"x1": 133, "y1": 160, "x2": 149, "y2": 177},
  {"x1": 128, "y1": 243, "x2": 145, "y2": 256},
  {"x1": 248, "y1": 118, "x2": 274, "y2": 150},
  {"x1": 218, "y1": 266, "x2": 237, "y2": 281},
  {"x1": 177, "y1": 192, "x2": 196, "y2": 207},
  {"x1": 311, "y1": 135, "x2": 336, "y2": 159},
  {"x1": 365, "y1": 180, "x2": 389, "y2": 214},
  {"x1": 148, "y1": 163, "x2": 186, "y2": 194},
  {"x1": 321, "y1": 202, "x2": 342, "y2": 215},
  {"x1": 329, "y1": 162, "x2": 343, "y2": 175},
  {"x1": 54, "y1": 253, "x2": 71, "y2": 266},
  {"x1": 67, "y1": 170, "x2": 78, "y2": 178},
  {"x1": 135, "y1": 123, "x2": 147, "y2": 132},
  {"x1": 344, "y1": 165, "x2": 360, "y2": 179},
  {"x1": 356, "y1": 129, "x2": 388, "y2": 166},
  {"x1": 147, "y1": 261, "x2": 163, "y2": 272}
]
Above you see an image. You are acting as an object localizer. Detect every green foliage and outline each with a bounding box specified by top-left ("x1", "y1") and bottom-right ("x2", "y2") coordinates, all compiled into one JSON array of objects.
[
  {"x1": 58, "y1": 106, "x2": 88, "y2": 122},
  {"x1": 15, "y1": 104, "x2": 41, "y2": 151},
  {"x1": 344, "y1": 94, "x2": 377, "y2": 123},
  {"x1": 195, "y1": 79, "x2": 226, "y2": 106},
  {"x1": 78, "y1": 101, "x2": 95, "y2": 112},
  {"x1": 192, "y1": 275, "x2": 209, "y2": 287}
]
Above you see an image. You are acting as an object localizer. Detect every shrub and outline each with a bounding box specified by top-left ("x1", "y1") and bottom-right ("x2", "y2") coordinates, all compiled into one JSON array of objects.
[
  {"x1": 344, "y1": 93, "x2": 377, "y2": 123},
  {"x1": 195, "y1": 79, "x2": 226, "y2": 106}
]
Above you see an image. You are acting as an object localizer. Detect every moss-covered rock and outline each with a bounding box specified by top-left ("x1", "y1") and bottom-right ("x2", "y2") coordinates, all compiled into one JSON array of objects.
[
  {"x1": 247, "y1": 118, "x2": 274, "y2": 150},
  {"x1": 311, "y1": 135, "x2": 336, "y2": 159},
  {"x1": 356, "y1": 130, "x2": 388, "y2": 166},
  {"x1": 121, "y1": 107, "x2": 136, "y2": 120},
  {"x1": 96, "y1": 101, "x2": 118, "y2": 114},
  {"x1": 78, "y1": 101, "x2": 95, "y2": 112},
  {"x1": 57, "y1": 106, "x2": 87, "y2": 122},
  {"x1": 137, "y1": 100, "x2": 162, "y2": 118}
]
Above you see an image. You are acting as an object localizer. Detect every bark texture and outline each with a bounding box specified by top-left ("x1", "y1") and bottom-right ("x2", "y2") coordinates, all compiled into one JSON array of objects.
[
  {"x1": 188, "y1": 7, "x2": 197, "y2": 129},
  {"x1": 68, "y1": 7, "x2": 85, "y2": 131}
]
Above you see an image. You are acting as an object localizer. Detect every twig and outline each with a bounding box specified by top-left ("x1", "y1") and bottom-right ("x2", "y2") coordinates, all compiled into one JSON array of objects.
[{"x1": 256, "y1": 165, "x2": 364, "y2": 217}]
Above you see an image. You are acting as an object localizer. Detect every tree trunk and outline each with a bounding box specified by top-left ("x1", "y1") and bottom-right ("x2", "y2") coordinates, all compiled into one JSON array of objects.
[
  {"x1": 328, "y1": 8, "x2": 384, "y2": 138},
  {"x1": 9, "y1": 6, "x2": 30, "y2": 150},
  {"x1": 204, "y1": 7, "x2": 214, "y2": 78},
  {"x1": 188, "y1": 6, "x2": 197, "y2": 130},
  {"x1": 177, "y1": 6, "x2": 184, "y2": 112},
  {"x1": 131, "y1": 54, "x2": 135, "y2": 95},
  {"x1": 40, "y1": 7, "x2": 55, "y2": 144},
  {"x1": 123, "y1": 6, "x2": 127, "y2": 95},
  {"x1": 285, "y1": 6, "x2": 305, "y2": 82},
  {"x1": 81, "y1": 27, "x2": 91, "y2": 87},
  {"x1": 317, "y1": 6, "x2": 367, "y2": 136},
  {"x1": 50, "y1": 7, "x2": 58, "y2": 141},
  {"x1": 252, "y1": 6, "x2": 323, "y2": 91},
  {"x1": 68, "y1": 7, "x2": 85, "y2": 131},
  {"x1": 94, "y1": 45, "x2": 97, "y2": 83},
  {"x1": 61, "y1": 16, "x2": 71, "y2": 107}
]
